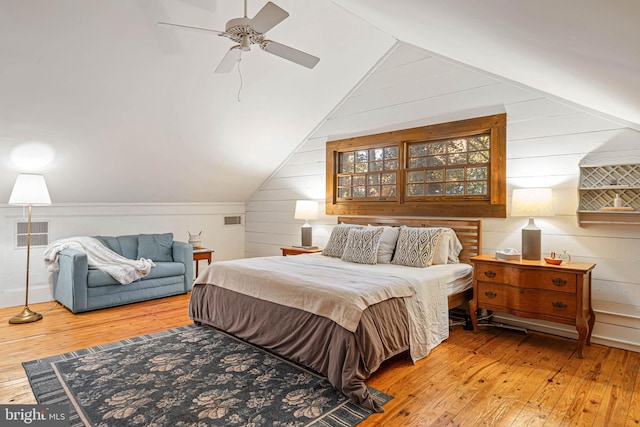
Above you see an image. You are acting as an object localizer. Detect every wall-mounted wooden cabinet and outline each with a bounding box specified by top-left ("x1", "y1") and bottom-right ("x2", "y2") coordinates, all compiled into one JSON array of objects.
[{"x1": 578, "y1": 163, "x2": 640, "y2": 225}]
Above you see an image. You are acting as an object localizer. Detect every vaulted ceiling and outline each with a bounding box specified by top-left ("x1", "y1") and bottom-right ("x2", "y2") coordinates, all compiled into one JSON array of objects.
[{"x1": 1, "y1": 0, "x2": 638, "y2": 204}]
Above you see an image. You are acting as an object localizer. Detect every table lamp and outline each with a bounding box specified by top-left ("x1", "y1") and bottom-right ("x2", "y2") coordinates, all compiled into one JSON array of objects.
[
  {"x1": 8, "y1": 174, "x2": 52, "y2": 324},
  {"x1": 294, "y1": 200, "x2": 318, "y2": 248},
  {"x1": 511, "y1": 188, "x2": 553, "y2": 260}
]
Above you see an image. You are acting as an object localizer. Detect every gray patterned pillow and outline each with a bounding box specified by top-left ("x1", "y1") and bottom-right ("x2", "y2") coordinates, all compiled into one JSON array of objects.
[
  {"x1": 341, "y1": 227, "x2": 385, "y2": 264},
  {"x1": 322, "y1": 224, "x2": 363, "y2": 258},
  {"x1": 391, "y1": 226, "x2": 443, "y2": 267}
]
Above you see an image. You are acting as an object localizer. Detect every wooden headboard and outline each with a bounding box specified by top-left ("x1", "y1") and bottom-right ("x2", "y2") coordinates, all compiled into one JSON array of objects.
[{"x1": 336, "y1": 216, "x2": 482, "y2": 265}]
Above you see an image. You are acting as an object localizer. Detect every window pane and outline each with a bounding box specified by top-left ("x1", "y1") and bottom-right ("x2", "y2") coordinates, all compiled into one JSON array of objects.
[
  {"x1": 338, "y1": 176, "x2": 351, "y2": 186},
  {"x1": 448, "y1": 139, "x2": 467, "y2": 153},
  {"x1": 409, "y1": 143, "x2": 427, "y2": 157},
  {"x1": 448, "y1": 152, "x2": 468, "y2": 165},
  {"x1": 384, "y1": 159, "x2": 398, "y2": 170},
  {"x1": 370, "y1": 161, "x2": 383, "y2": 171},
  {"x1": 353, "y1": 186, "x2": 366, "y2": 197},
  {"x1": 341, "y1": 152, "x2": 354, "y2": 163},
  {"x1": 367, "y1": 174, "x2": 380, "y2": 185},
  {"x1": 355, "y1": 150, "x2": 368, "y2": 162},
  {"x1": 428, "y1": 141, "x2": 446, "y2": 155},
  {"x1": 469, "y1": 134, "x2": 490, "y2": 150},
  {"x1": 409, "y1": 158, "x2": 427, "y2": 169},
  {"x1": 446, "y1": 168, "x2": 465, "y2": 181},
  {"x1": 369, "y1": 148, "x2": 384, "y2": 161},
  {"x1": 367, "y1": 186, "x2": 380, "y2": 197},
  {"x1": 467, "y1": 181, "x2": 487, "y2": 195},
  {"x1": 426, "y1": 183, "x2": 443, "y2": 196},
  {"x1": 338, "y1": 188, "x2": 351, "y2": 198},
  {"x1": 407, "y1": 183, "x2": 424, "y2": 196},
  {"x1": 353, "y1": 175, "x2": 365, "y2": 186},
  {"x1": 381, "y1": 185, "x2": 396, "y2": 197},
  {"x1": 467, "y1": 166, "x2": 487, "y2": 180},
  {"x1": 469, "y1": 150, "x2": 490, "y2": 163},
  {"x1": 427, "y1": 155, "x2": 445, "y2": 167},
  {"x1": 384, "y1": 147, "x2": 398, "y2": 159},
  {"x1": 426, "y1": 169, "x2": 444, "y2": 182},
  {"x1": 355, "y1": 162, "x2": 368, "y2": 173},
  {"x1": 341, "y1": 162, "x2": 353, "y2": 173},
  {"x1": 446, "y1": 182, "x2": 465, "y2": 195},
  {"x1": 407, "y1": 171, "x2": 424, "y2": 183},
  {"x1": 381, "y1": 173, "x2": 396, "y2": 185}
]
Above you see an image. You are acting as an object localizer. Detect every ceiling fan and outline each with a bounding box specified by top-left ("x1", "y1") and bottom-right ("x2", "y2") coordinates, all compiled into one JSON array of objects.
[{"x1": 158, "y1": 1, "x2": 320, "y2": 73}]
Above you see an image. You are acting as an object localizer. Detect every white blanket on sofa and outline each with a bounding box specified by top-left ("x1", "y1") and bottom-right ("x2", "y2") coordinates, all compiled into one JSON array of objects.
[{"x1": 44, "y1": 236, "x2": 156, "y2": 285}]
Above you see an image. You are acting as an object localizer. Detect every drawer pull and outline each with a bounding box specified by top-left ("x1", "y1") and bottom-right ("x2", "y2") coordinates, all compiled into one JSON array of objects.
[
  {"x1": 483, "y1": 270, "x2": 497, "y2": 279},
  {"x1": 552, "y1": 301, "x2": 568, "y2": 310},
  {"x1": 485, "y1": 291, "x2": 497, "y2": 299},
  {"x1": 552, "y1": 278, "x2": 567, "y2": 287}
]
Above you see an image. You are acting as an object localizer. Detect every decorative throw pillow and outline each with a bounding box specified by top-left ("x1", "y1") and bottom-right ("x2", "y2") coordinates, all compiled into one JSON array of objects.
[
  {"x1": 391, "y1": 226, "x2": 443, "y2": 268},
  {"x1": 322, "y1": 224, "x2": 363, "y2": 258},
  {"x1": 368, "y1": 225, "x2": 400, "y2": 264},
  {"x1": 341, "y1": 227, "x2": 385, "y2": 264},
  {"x1": 137, "y1": 233, "x2": 174, "y2": 262}
]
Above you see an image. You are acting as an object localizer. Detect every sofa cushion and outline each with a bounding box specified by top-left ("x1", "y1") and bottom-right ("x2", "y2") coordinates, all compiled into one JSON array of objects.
[
  {"x1": 94, "y1": 236, "x2": 123, "y2": 256},
  {"x1": 87, "y1": 261, "x2": 186, "y2": 288},
  {"x1": 137, "y1": 233, "x2": 174, "y2": 262},
  {"x1": 118, "y1": 235, "x2": 140, "y2": 260}
]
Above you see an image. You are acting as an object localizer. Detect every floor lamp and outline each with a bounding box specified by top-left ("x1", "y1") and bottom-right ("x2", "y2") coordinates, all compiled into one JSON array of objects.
[
  {"x1": 511, "y1": 188, "x2": 554, "y2": 260},
  {"x1": 8, "y1": 174, "x2": 52, "y2": 324}
]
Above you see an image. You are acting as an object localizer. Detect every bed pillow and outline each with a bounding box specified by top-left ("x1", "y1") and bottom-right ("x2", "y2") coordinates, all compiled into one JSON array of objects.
[
  {"x1": 448, "y1": 229, "x2": 464, "y2": 263},
  {"x1": 431, "y1": 229, "x2": 451, "y2": 265},
  {"x1": 322, "y1": 224, "x2": 363, "y2": 258},
  {"x1": 391, "y1": 226, "x2": 443, "y2": 268},
  {"x1": 137, "y1": 232, "x2": 174, "y2": 262},
  {"x1": 368, "y1": 225, "x2": 400, "y2": 264},
  {"x1": 341, "y1": 227, "x2": 385, "y2": 265}
]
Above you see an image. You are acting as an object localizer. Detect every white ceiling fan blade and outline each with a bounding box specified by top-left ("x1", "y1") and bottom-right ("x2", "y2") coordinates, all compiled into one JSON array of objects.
[
  {"x1": 157, "y1": 22, "x2": 226, "y2": 36},
  {"x1": 215, "y1": 46, "x2": 241, "y2": 73},
  {"x1": 249, "y1": 2, "x2": 289, "y2": 34},
  {"x1": 261, "y1": 41, "x2": 320, "y2": 69}
]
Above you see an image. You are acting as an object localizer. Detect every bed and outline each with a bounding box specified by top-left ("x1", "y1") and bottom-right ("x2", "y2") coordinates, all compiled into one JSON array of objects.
[{"x1": 189, "y1": 216, "x2": 482, "y2": 412}]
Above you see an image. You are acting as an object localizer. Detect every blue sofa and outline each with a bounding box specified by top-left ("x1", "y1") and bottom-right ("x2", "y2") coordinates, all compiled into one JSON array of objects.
[{"x1": 52, "y1": 233, "x2": 193, "y2": 313}]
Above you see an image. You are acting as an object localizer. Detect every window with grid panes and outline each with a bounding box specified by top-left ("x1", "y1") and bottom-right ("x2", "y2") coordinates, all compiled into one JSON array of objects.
[
  {"x1": 406, "y1": 133, "x2": 490, "y2": 199},
  {"x1": 337, "y1": 146, "x2": 398, "y2": 200},
  {"x1": 326, "y1": 113, "x2": 506, "y2": 218}
]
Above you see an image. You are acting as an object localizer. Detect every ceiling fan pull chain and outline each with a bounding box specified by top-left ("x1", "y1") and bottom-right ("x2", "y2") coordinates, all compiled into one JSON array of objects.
[{"x1": 237, "y1": 53, "x2": 243, "y2": 102}]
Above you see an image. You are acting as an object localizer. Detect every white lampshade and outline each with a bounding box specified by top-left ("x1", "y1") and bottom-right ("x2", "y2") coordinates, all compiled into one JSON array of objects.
[
  {"x1": 511, "y1": 188, "x2": 553, "y2": 217},
  {"x1": 294, "y1": 200, "x2": 318, "y2": 220},
  {"x1": 8, "y1": 174, "x2": 52, "y2": 206}
]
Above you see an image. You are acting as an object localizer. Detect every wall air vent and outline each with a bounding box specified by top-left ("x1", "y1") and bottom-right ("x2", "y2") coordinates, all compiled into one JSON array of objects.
[
  {"x1": 16, "y1": 221, "x2": 49, "y2": 248},
  {"x1": 224, "y1": 216, "x2": 243, "y2": 226}
]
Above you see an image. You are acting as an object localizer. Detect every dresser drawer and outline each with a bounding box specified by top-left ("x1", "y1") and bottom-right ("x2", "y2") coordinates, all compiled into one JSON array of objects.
[
  {"x1": 475, "y1": 263, "x2": 577, "y2": 293},
  {"x1": 477, "y1": 283, "x2": 577, "y2": 320}
]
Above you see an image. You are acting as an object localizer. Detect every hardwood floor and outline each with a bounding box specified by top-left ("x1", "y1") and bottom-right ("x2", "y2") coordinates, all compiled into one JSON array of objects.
[{"x1": 1, "y1": 295, "x2": 638, "y2": 426}]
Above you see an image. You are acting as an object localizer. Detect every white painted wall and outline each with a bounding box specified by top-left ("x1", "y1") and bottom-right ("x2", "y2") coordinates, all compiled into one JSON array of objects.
[
  {"x1": 1, "y1": 202, "x2": 245, "y2": 309},
  {"x1": 246, "y1": 42, "x2": 640, "y2": 353}
]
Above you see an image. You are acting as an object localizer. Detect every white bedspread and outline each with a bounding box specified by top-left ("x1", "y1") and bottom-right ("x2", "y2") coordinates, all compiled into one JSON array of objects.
[
  {"x1": 195, "y1": 254, "x2": 472, "y2": 361},
  {"x1": 44, "y1": 236, "x2": 156, "y2": 285}
]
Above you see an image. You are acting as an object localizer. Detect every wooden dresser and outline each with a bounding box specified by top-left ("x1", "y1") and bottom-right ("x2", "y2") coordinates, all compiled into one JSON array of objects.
[{"x1": 469, "y1": 254, "x2": 596, "y2": 358}]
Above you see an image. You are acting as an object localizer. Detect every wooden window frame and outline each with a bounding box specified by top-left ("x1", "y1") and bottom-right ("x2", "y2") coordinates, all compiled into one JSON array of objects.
[{"x1": 326, "y1": 113, "x2": 507, "y2": 218}]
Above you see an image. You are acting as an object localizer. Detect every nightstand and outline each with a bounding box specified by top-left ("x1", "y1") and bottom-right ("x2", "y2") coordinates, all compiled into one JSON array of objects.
[
  {"x1": 280, "y1": 247, "x2": 323, "y2": 256},
  {"x1": 469, "y1": 254, "x2": 596, "y2": 358},
  {"x1": 193, "y1": 249, "x2": 214, "y2": 277}
]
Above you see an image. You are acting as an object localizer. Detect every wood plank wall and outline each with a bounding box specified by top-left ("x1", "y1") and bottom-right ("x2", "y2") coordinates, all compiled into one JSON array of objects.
[{"x1": 245, "y1": 41, "x2": 640, "y2": 353}]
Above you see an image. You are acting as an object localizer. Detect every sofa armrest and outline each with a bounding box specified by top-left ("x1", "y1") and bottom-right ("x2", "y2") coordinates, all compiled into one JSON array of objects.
[
  {"x1": 53, "y1": 248, "x2": 89, "y2": 313},
  {"x1": 172, "y1": 241, "x2": 194, "y2": 291}
]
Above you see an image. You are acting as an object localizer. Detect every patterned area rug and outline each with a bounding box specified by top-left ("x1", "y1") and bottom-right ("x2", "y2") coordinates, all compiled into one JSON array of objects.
[{"x1": 23, "y1": 324, "x2": 391, "y2": 426}]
